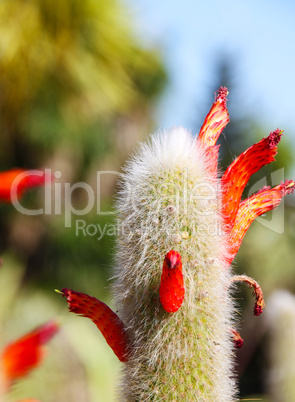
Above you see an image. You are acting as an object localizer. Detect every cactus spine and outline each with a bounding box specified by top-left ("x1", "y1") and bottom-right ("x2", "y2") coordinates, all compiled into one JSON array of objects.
[{"x1": 114, "y1": 127, "x2": 235, "y2": 401}]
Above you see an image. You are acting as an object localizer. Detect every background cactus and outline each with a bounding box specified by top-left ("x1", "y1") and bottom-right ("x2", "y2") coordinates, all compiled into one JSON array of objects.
[{"x1": 62, "y1": 88, "x2": 294, "y2": 401}]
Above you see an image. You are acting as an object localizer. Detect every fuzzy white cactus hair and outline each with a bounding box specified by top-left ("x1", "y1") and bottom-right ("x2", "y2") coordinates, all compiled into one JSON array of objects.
[{"x1": 114, "y1": 126, "x2": 236, "y2": 400}]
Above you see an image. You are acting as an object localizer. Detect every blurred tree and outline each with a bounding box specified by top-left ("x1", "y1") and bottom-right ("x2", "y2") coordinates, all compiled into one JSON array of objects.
[{"x1": 0, "y1": 0, "x2": 166, "y2": 169}]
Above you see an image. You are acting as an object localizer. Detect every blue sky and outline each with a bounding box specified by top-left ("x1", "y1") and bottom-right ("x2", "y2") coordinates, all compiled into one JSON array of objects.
[{"x1": 127, "y1": 0, "x2": 295, "y2": 143}]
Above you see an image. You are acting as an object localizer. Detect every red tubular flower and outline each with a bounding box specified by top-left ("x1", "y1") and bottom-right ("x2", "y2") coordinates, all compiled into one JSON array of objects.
[
  {"x1": 230, "y1": 328, "x2": 244, "y2": 349},
  {"x1": 221, "y1": 129, "x2": 283, "y2": 230},
  {"x1": 0, "y1": 168, "x2": 48, "y2": 202},
  {"x1": 61, "y1": 289, "x2": 131, "y2": 362},
  {"x1": 1, "y1": 321, "x2": 58, "y2": 387},
  {"x1": 198, "y1": 86, "x2": 230, "y2": 148},
  {"x1": 198, "y1": 87, "x2": 230, "y2": 176},
  {"x1": 226, "y1": 180, "x2": 295, "y2": 266},
  {"x1": 159, "y1": 250, "x2": 185, "y2": 313}
]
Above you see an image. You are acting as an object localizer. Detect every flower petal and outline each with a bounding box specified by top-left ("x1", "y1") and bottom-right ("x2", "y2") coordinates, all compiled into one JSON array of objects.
[
  {"x1": 0, "y1": 169, "x2": 48, "y2": 203},
  {"x1": 197, "y1": 86, "x2": 229, "y2": 149},
  {"x1": 205, "y1": 145, "x2": 220, "y2": 176},
  {"x1": 61, "y1": 289, "x2": 130, "y2": 362},
  {"x1": 221, "y1": 129, "x2": 283, "y2": 230},
  {"x1": 1, "y1": 321, "x2": 58, "y2": 386},
  {"x1": 226, "y1": 180, "x2": 295, "y2": 265}
]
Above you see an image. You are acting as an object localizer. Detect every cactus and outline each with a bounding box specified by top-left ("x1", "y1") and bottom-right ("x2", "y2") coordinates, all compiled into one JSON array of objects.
[{"x1": 61, "y1": 88, "x2": 294, "y2": 400}]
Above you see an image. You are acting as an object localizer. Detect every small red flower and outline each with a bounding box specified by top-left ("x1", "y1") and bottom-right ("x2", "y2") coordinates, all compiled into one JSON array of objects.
[
  {"x1": 221, "y1": 129, "x2": 282, "y2": 230},
  {"x1": 226, "y1": 180, "x2": 294, "y2": 266},
  {"x1": 0, "y1": 168, "x2": 48, "y2": 203},
  {"x1": 61, "y1": 289, "x2": 130, "y2": 362},
  {"x1": 230, "y1": 328, "x2": 244, "y2": 349},
  {"x1": 159, "y1": 250, "x2": 185, "y2": 313},
  {"x1": 1, "y1": 321, "x2": 58, "y2": 388},
  {"x1": 198, "y1": 87, "x2": 229, "y2": 175}
]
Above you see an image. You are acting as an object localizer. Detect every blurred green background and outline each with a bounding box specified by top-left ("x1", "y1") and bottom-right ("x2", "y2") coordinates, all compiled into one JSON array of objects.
[{"x1": 0, "y1": 0, "x2": 294, "y2": 401}]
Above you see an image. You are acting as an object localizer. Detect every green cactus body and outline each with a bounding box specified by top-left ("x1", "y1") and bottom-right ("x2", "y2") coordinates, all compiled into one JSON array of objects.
[{"x1": 114, "y1": 128, "x2": 235, "y2": 401}]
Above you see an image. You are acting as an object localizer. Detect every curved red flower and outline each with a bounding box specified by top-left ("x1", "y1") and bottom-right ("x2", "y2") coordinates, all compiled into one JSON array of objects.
[
  {"x1": 60, "y1": 289, "x2": 130, "y2": 362},
  {"x1": 1, "y1": 321, "x2": 58, "y2": 388},
  {"x1": 198, "y1": 86, "x2": 229, "y2": 148},
  {"x1": 226, "y1": 180, "x2": 294, "y2": 266},
  {"x1": 221, "y1": 129, "x2": 283, "y2": 231},
  {"x1": 0, "y1": 168, "x2": 48, "y2": 203}
]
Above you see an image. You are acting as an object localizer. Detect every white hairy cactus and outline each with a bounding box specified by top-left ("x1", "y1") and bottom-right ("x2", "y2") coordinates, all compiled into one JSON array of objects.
[
  {"x1": 114, "y1": 127, "x2": 235, "y2": 400},
  {"x1": 61, "y1": 87, "x2": 294, "y2": 401}
]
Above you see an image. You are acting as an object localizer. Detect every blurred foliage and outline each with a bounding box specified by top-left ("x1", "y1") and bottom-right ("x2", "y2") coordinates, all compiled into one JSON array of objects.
[
  {"x1": 0, "y1": 0, "x2": 166, "y2": 167},
  {"x1": 0, "y1": 0, "x2": 167, "y2": 288},
  {"x1": 33, "y1": 212, "x2": 117, "y2": 296}
]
